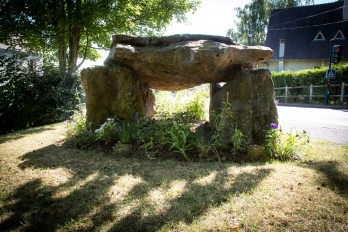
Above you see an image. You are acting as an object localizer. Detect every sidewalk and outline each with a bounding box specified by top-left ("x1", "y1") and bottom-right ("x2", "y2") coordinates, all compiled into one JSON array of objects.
[{"x1": 278, "y1": 102, "x2": 348, "y2": 110}]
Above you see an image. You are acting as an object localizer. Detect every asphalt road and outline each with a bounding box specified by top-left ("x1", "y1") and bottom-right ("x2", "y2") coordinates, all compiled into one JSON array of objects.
[{"x1": 277, "y1": 106, "x2": 348, "y2": 144}]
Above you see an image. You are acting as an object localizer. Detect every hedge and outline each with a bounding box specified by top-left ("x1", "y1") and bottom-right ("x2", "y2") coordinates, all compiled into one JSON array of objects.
[
  {"x1": 0, "y1": 53, "x2": 82, "y2": 134},
  {"x1": 271, "y1": 63, "x2": 348, "y2": 104},
  {"x1": 272, "y1": 63, "x2": 348, "y2": 87}
]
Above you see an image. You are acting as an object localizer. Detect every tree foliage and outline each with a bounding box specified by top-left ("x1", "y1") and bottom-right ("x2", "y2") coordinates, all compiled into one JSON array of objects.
[
  {"x1": 0, "y1": 0, "x2": 200, "y2": 72},
  {"x1": 227, "y1": 0, "x2": 314, "y2": 46}
]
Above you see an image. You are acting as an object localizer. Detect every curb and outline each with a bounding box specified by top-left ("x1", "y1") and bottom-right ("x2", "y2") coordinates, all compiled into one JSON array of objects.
[{"x1": 278, "y1": 103, "x2": 348, "y2": 110}]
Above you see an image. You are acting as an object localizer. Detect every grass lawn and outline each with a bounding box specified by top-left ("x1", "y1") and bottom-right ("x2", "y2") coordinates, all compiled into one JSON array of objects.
[{"x1": 0, "y1": 122, "x2": 347, "y2": 231}]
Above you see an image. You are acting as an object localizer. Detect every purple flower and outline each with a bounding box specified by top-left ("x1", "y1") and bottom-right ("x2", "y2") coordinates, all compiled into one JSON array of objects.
[
  {"x1": 134, "y1": 112, "x2": 139, "y2": 121},
  {"x1": 270, "y1": 123, "x2": 278, "y2": 129},
  {"x1": 274, "y1": 100, "x2": 279, "y2": 105}
]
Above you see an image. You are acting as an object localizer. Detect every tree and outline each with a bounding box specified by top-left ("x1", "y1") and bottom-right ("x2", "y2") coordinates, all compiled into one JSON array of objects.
[
  {"x1": 0, "y1": 0, "x2": 200, "y2": 72},
  {"x1": 227, "y1": 0, "x2": 314, "y2": 46}
]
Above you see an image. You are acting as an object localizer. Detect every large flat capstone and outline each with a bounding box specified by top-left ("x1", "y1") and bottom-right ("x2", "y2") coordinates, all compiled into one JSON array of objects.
[{"x1": 104, "y1": 34, "x2": 273, "y2": 91}]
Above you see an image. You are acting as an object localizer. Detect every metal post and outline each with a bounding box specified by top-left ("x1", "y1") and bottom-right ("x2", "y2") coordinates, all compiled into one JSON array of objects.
[
  {"x1": 326, "y1": 39, "x2": 333, "y2": 105},
  {"x1": 325, "y1": 83, "x2": 329, "y2": 105},
  {"x1": 329, "y1": 39, "x2": 333, "y2": 69},
  {"x1": 285, "y1": 86, "x2": 288, "y2": 102},
  {"x1": 341, "y1": 82, "x2": 345, "y2": 103},
  {"x1": 309, "y1": 84, "x2": 313, "y2": 103}
]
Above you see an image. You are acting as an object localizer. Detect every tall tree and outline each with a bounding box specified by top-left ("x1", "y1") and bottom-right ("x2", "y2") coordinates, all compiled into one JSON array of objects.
[
  {"x1": 227, "y1": 0, "x2": 314, "y2": 46},
  {"x1": 0, "y1": 0, "x2": 200, "y2": 72}
]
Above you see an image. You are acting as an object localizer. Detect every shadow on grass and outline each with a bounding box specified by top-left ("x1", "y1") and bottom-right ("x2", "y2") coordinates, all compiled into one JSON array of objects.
[
  {"x1": 299, "y1": 161, "x2": 348, "y2": 195},
  {"x1": 1, "y1": 144, "x2": 272, "y2": 231}
]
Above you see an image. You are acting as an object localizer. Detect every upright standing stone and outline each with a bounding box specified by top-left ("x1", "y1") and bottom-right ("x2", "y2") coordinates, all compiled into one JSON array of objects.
[
  {"x1": 210, "y1": 69, "x2": 278, "y2": 145},
  {"x1": 81, "y1": 66, "x2": 155, "y2": 130}
]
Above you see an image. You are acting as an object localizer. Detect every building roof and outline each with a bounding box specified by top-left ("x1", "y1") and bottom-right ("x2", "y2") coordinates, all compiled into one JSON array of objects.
[{"x1": 265, "y1": 1, "x2": 348, "y2": 60}]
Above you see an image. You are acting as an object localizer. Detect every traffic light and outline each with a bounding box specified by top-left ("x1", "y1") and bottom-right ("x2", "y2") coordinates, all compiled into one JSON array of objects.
[
  {"x1": 327, "y1": 80, "x2": 331, "y2": 87},
  {"x1": 331, "y1": 45, "x2": 344, "y2": 64}
]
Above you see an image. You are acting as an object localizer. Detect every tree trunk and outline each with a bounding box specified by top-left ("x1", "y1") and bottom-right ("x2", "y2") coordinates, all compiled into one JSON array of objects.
[
  {"x1": 67, "y1": 0, "x2": 82, "y2": 73},
  {"x1": 51, "y1": 0, "x2": 67, "y2": 72},
  {"x1": 58, "y1": 45, "x2": 67, "y2": 72},
  {"x1": 68, "y1": 25, "x2": 81, "y2": 73}
]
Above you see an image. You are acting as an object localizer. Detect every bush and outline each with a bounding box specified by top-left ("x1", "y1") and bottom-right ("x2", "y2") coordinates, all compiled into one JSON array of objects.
[
  {"x1": 272, "y1": 63, "x2": 348, "y2": 87},
  {"x1": 272, "y1": 63, "x2": 348, "y2": 104},
  {"x1": 265, "y1": 123, "x2": 310, "y2": 161},
  {"x1": 154, "y1": 86, "x2": 209, "y2": 121},
  {"x1": 0, "y1": 53, "x2": 82, "y2": 133}
]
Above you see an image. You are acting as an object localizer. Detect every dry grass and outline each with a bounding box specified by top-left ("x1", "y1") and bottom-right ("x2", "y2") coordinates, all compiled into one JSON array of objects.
[{"x1": 0, "y1": 123, "x2": 347, "y2": 231}]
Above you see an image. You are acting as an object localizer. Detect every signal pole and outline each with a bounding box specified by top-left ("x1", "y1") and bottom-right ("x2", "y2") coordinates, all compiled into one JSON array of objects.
[
  {"x1": 325, "y1": 39, "x2": 333, "y2": 105},
  {"x1": 325, "y1": 39, "x2": 344, "y2": 105}
]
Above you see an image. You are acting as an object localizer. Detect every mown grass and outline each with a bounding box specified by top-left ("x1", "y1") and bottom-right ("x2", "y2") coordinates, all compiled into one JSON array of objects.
[{"x1": 0, "y1": 123, "x2": 347, "y2": 231}]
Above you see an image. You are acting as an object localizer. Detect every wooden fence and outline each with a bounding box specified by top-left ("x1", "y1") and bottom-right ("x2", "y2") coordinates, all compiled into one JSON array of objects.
[{"x1": 274, "y1": 82, "x2": 347, "y2": 103}]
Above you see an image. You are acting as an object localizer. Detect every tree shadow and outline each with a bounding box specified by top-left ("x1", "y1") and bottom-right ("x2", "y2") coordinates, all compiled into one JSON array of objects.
[
  {"x1": 111, "y1": 168, "x2": 272, "y2": 231},
  {"x1": 299, "y1": 161, "x2": 348, "y2": 195},
  {"x1": 1, "y1": 144, "x2": 272, "y2": 231}
]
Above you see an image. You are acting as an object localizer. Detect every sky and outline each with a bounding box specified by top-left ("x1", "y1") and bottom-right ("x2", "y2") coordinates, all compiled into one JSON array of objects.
[
  {"x1": 164, "y1": 0, "x2": 338, "y2": 36},
  {"x1": 82, "y1": 0, "x2": 337, "y2": 68}
]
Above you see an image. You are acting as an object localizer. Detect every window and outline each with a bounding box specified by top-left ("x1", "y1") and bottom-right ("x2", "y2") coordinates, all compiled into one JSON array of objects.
[
  {"x1": 279, "y1": 39, "x2": 285, "y2": 58},
  {"x1": 333, "y1": 30, "x2": 345, "y2": 40},
  {"x1": 314, "y1": 31, "x2": 325, "y2": 41}
]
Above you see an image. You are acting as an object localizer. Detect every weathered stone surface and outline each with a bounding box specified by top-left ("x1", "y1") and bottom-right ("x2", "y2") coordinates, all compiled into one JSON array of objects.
[
  {"x1": 81, "y1": 66, "x2": 155, "y2": 129},
  {"x1": 104, "y1": 34, "x2": 273, "y2": 91},
  {"x1": 210, "y1": 69, "x2": 278, "y2": 146}
]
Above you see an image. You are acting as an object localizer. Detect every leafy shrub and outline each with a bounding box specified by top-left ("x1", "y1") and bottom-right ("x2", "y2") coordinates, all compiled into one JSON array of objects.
[
  {"x1": 94, "y1": 118, "x2": 120, "y2": 143},
  {"x1": 265, "y1": 123, "x2": 310, "y2": 161},
  {"x1": 154, "y1": 86, "x2": 208, "y2": 122},
  {"x1": 0, "y1": 53, "x2": 82, "y2": 133},
  {"x1": 65, "y1": 109, "x2": 87, "y2": 138},
  {"x1": 65, "y1": 109, "x2": 97, "y2": 148}
]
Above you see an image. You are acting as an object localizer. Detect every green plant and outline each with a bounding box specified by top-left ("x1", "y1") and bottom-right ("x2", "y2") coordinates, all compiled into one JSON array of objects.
[
  {"x1": 65, "y1": 109, "x2": 87, "y2": 138},
  {"x1": 137, "y1": 118, "x2": 172, "y2": 152},
  {"x1": 194, "y1": 123, "x2": 211, "y2": 159},
  {"x1": 64, "y1": 108, "x2": 98, "y2": 148},
  {"x1": 211, "y1": 102, "x2": 234, "y2": 144},
  {"x1": 230, "y1": 126, "x2": 246, "y2": 155},
  {"x1": 154, "y1": 86, "x2": 208, "y2": 121},
  {"x1": 248, "y1": 145, "x2": 267, "y2": 161},
  {"x1": 265, "y1": 123, "x2": 310, "y2": 161},
  {"x1": 167, "y1": 121, "x2": 196, "y2": 161},
  {"x1": 94, "y1": 117, "x2": 120, "y2": 143},
  {"x1": 265, "y1": 123, "x2": 279, "y2": 158},
  {"x1": 183, "y1": 93, "x2": 206, "y2": 121}
]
